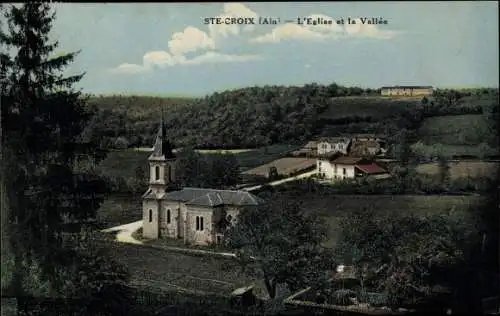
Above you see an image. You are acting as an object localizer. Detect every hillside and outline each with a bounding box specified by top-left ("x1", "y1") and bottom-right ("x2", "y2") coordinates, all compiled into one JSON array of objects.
[{"x1": 82, "y1": 84, "x2": 420, "y2": 149}]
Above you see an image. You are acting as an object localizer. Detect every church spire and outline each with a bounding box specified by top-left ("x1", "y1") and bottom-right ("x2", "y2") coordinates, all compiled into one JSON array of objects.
[{"x1": 150, "y1": 107, "x2": 175, "y2": 160}]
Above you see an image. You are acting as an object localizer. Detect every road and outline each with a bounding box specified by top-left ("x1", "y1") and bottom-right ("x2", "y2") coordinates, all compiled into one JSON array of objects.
[
  {"x1": 243, "y1": 170, "x2": 316, "y2": 192},
  {"x1": 101, "y1": 169, "x2": 316, "y2": 254},
  {"x1": 101, "y1": 220, "x2": 143, "y2": 245}
]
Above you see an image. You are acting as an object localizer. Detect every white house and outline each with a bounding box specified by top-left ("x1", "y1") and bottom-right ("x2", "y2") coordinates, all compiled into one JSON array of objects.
[
  {"x1": 317, "y1": 137, "x2": 351, "y2": 156},
  {"x1": 316, "y1": 156, "x2": 387, "y2": 180},
  {"x1": 141, "y1": 115, "x2": 263, "y2": 246}
]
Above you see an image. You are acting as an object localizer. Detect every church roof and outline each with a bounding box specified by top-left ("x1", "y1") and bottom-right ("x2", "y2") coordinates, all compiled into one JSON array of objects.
[
  {"x1": 149, "y1": 110, "x2": 176, "y2": 160},
  {"x1": 143, "y1": 187, "x2": 263, "y2": 207}
]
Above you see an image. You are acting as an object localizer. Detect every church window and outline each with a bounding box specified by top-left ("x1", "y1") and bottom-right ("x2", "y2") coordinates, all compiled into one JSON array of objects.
[
  {"x1": 196, "y1": 216, "x2": 204, "y2": 231},
  {"x1": 167, "y1": 209, "x2": 171, "y2": 224},
  {"x1": 168, "y1": 165, "x2": 172, "y2": 182},
  {"x1": 155, "y1": 166, "x2": 160, "y2": 181},
  {"x1": 148, "y1": 209, "x2": 152, "y2": 222}
]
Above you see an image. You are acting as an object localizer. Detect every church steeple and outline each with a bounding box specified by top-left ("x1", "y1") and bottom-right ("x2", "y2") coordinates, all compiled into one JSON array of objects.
[
  {"x1": 150, "y1": 109, "x2": 175, "y2": 160},
  {"x1": 146, "y1": 108, "x2": 178, "y2": 193}
]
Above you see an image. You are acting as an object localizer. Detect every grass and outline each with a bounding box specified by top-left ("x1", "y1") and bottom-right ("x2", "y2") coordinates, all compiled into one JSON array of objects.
[
  {"x1": 97, "y1": 150, "x2": 149, "y2": 180},
  {"x1": 416, "y1": 161, "x2": 499, "y2": 180},
  {"x1": 107, "y1": 242, "x2": 266, "y2": 298},
  {"x1": 97, "y1": 144, "x2": 299, "y2": 180},
  {"x1": 242, "y1": 158, "x2": 316, "y2": 177},
  {"x1": 280, "y1": 194, "x2": 484, "y2": 248},
  {"x1": 320, "y1": 97, "x2": 420, "y2": 120},
  {"x1": 231, "y1": 144, "x2": 302, "y2": 171},
  {"x1": 417, "y1": 114, "x2": 489, "y2": 146},
  {"x1": 96, "y1": 194, "x2": 142, "y2": 228},
  {"x1": 411, "y1": 143, "x2": 497, "y2": 159}
]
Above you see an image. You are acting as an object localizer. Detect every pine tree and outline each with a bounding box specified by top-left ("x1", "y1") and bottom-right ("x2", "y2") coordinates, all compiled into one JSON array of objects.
[{"x1": 1, "y1": 3, "x2": 111, "y2": 298}]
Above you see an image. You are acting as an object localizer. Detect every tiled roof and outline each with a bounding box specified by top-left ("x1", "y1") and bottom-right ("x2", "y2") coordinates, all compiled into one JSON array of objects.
[
  {"x1": 161, "y1": 187, "x2": 263, "y2": 207},
  {"x1": 330, "y1": 156, "x2": 367, "y2": 165},
  {"x1": 318, "y1": 137, "x2": 350, "y2": 143},
  {"x1": 380, "y1": 85, "x2": 433, "y2": 89},
  {"x1": 355, "y1": 163, "x2": 387, "y2": 174}
]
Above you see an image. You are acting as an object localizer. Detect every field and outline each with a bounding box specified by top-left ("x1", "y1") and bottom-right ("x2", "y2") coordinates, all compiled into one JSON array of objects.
[
  {"x1": 107, "y1": 242, "x2": 267, "y2": 298},
  {"x1": 96, "y1": 194, "x2": 142, "y2": 228},
  {"x1": 97, "y1": 144, "x2": 299, "y2": 180},
  {"x1": 242, "y1": 158, "x2": 316, "y2": 177},
  {"x1": 416, "y1": 161, "x2": 499, "y2": 180},
  {"x1": 320, "y1": 96, "x2": 420, "y2": 120},
  {"x1": 97, "y1": 150, "x2": 149, "y2": 180},
  {"x1": 417, "y1": 114, "x2": 489, "y2": 146},
  {"x1": 280, "y1": 194, "x2": 484, "y2": 248},
  {"x1": 216, "y1": 144, "x2": 301, "y2": 172}
]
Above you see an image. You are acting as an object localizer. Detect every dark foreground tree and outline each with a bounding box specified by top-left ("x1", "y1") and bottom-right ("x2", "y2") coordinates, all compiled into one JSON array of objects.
[
  {"x1": 225, "y1": 197, "x2": 334, "y2": 299},
  {"x1": 177, "y1": 147, "x2": 241, "y2": 189},
  {"x1": 335, "y1": 207, "x2": 480, "y2": 312},
  {"x1": 1, "y1": 2, "x2": 127, "y2": 312}
]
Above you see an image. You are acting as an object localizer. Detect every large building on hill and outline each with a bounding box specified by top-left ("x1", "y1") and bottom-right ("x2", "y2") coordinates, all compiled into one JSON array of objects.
[
  {"x1": 380, "y1": 86, "x2": 433, "y2": 96},
  {"x1": 141, "y1": 115, "x2": 262, "y2": 246}
]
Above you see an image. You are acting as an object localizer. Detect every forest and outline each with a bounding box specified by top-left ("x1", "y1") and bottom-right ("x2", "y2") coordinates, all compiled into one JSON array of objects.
[{"x1": 82, "y1": 86, "x2": 498, "y2": 151}]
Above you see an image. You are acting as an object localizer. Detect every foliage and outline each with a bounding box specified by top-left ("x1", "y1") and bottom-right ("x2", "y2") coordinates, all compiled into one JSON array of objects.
[
  {"x1": 335, "y1": 208, "x2": 479, "y2": 309},
  {"x1": 418, "y1": 114, "x2": 493, "y2": 146},
  {"x1": 176, "y1": 147, "x2": 241, "y2": 189},
  {"x1": 0, "y1": 2, "x2": 126, "y2": 306},
  {"x1": 82, "y1": 84, "x2": 396, "y2": 149},
  {"x1": 225, "y1": 198, "x2": 334, "y2": 299}
]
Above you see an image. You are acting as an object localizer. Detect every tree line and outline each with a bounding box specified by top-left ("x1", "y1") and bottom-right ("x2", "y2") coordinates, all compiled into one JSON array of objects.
[{"x1": 82, "y1": 85, "x2": 386, "y2": 150}]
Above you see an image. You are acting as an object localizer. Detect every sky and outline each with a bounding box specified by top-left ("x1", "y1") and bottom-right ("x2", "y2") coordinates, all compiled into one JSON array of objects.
[{"x1": 44, "y1": 2, "x2": 500, "y2": 96}]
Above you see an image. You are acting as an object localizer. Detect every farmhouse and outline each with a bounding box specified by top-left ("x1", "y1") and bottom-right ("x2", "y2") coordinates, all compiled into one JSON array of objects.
[
  {"x1": 317, "y1": 137, "x2": 351, "y2": 155},
  {"x1": 142, "y1": 116, "x2": 262, "y2": 246},
  {"x1": 380, "y1": 86, "x2": 433, "y2": 97},
  {"x1": 316, "y1": 155, "x2": 388, "y2": 180}
]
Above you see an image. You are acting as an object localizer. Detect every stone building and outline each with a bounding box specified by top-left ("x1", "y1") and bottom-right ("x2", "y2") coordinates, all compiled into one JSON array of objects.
[
  {"x1": 141, "y1": 116, "x2": 262, "y2": 245},
  {"x1": 380, "y1": 86, "x2": 433, "y2": 97}
]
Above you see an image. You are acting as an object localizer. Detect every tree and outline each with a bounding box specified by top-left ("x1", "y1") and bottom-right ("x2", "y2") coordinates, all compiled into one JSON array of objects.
[
  {"x1": 335, "y1": 207, "x2": 479, "y2": 311},
  {"x1": 225, "y1": 197, "x2": 334, "y2": 299},
  {"x1": 1, "y1": 2, "x2": 123, "y2": 305},
  {"x1": 176, "y1": 148, "x2": 241, "y2": 189}
]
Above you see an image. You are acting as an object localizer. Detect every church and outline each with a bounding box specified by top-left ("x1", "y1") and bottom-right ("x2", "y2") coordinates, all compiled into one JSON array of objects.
[{"x1": 141, "y1": 116, "x2": 263, "y2": 246}]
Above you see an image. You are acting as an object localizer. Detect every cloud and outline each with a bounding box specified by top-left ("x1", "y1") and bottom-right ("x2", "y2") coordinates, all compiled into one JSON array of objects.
[
  {"x1": 110, "y1": 63, "x2": 148, "y2": 74},
  {"x1": 110, "y1": 51, "x2": 260, "y2": 73},
  {"x1": 250, "y1": 23, "x2": 329, "y2": 43},
  {"x1": 250, "y1": 14, "x2": 398, "y2": 43},
  {"x1": 168, "y1": 26, "x2": 215, "y2": 56},
  {"x1": 110, "y1": 3, "x2": 261, "y2": 74},
  {"x1": 208, "y1": 3, "x2": 259, "y2": 39},
  {"x1": 182, "y1": 51, "x2": 261, "y2": 65},
  {"x1": 344, "y1": 18, "x2": 397, "y2": 39}
]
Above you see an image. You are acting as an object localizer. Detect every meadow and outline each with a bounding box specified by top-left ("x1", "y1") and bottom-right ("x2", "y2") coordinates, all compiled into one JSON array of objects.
[
  {"x1": 242, "y1": 157, "x2": 316, "y2": 177},
  {"x1": 319, "y1": 96, "x2": 420, "y2": 121},
  {"x1": 417, "y1": 114, "x2": 489, "y2": 146},
  {"x1": 97, "y1": 144, "x2": 301, "y2": 180},
  {"x1": 96, "y1": 194, "x2": 142, "y2": 229},
  {"x1": 278, "y1": 194, "x2": 484, "y2": 248},
  {"x1": 416, "y1": 161, "x2": 499, "y2": 180},
  {"x1": 107, "y1": 242, "x2": 268, "y2": 298}
]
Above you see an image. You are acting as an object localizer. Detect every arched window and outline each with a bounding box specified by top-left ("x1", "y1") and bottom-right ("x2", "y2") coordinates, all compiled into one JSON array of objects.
[
  {"x1": 148, "y1": 209, "x2": 153, "y2": 222},
  {"x1": 166, "y1": 209, "x2": 171, "y2": 224},
  {"x1": 195, "y1": 216, "x2": 204, "y2": 231},
  {"x1": 155, "y1": 166, "x2": 160, "y2": 181}
]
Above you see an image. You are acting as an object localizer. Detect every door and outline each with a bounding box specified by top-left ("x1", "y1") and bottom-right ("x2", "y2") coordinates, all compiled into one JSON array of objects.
[{"x1": 158, "y1": 207, "x2": 166, "y2": 238}]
